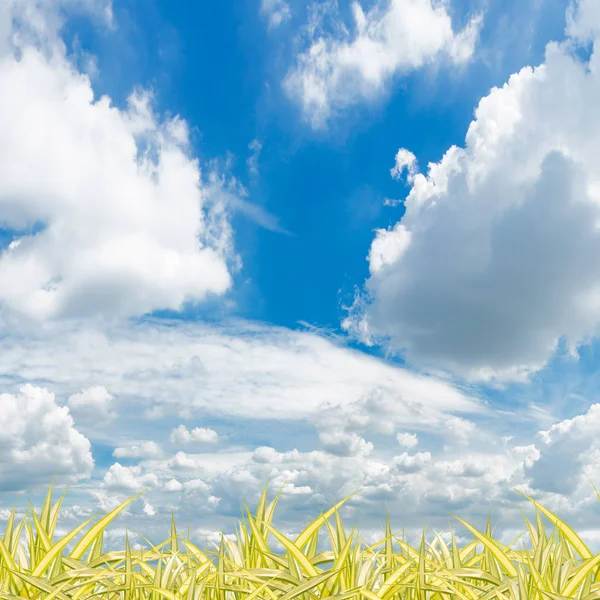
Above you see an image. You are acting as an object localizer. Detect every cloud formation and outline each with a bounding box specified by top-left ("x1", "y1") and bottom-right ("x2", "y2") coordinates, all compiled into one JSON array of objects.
[
  {"x1": 261, "y1": 0, "x2": 291, "y2": 30},
  {"x1": 347, "y1": 2, "x2": 600, "y2": 380},
  {"x1": 0, "y1": 319, "x2": 482, "y2": 425},
  {"x1": 0, "y1": 384, "x2": 93, "y2": 491},
  {"x1": 284, "y1": 0, "x2": 481, "y2": 128},
  {"x1": 170, "y1": 425, "x2": 220, "y2": 444},
  {"x1": 68, "y1": 386, "x2": 115, "y2": 420},
  {"x1": 113, "y1": 441, "x2": 164, "y2": 459},
  {"x1": 0, "y1": 0, "x2": 234, "y2": 322}
]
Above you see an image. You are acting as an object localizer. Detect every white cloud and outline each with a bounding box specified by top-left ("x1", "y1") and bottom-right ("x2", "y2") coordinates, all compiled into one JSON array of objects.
[
  {"x1": 68, "y1": 386, "x2": 114, "y2": 419},
  {"x1": 143, "y1": 501, "x2": 155, "y2": 516},
  {"x1": 212, "y1": 440, "x2": 540, "y2": 526},
  {"x1": 71, "y1": 408, "x2": 598, "y2": 539},
  {"x1": 170, "y1": 425, "x2": 220, "y2": 445},
  {"x1": 113, "y1": 441, "x2": 163, "y2": 459},
  {"x1": 91, "y1": 489, "x2": 122, "y2": 513},
  {"x1": 396, "y1": 432, "x2": 418, "y2": 448},
  {"x1": 252, "y1": 446, "x2": 283, "y2": 464},
  {"x1": 247, "y1": 139, "x2": 262, "y2": 176},
  {"x1": 261, "y1": 0, "x2": 291, "y2": 30},
  {"x1": 390, "y1": 148, "x2": 418, "y2": 183},
  {"x1": 566, "y1": 0, "x2": 600, "y2": 42},
  {"x1": 1, "y1": 0, "x2": 113, "y2": 57},
  {"x1": 393, "y1": 451, "x2": 431, "y2": 473},
  {"x1": 0, "y1": 320, "x2": 482, "y2": 426},
  {"x1": 284, "y1": 0, "x2": 481, "y2": 128},
  {"x1": 313, "y1": 386, "x2": 480, "y2": 447},
  {"x1": 525, "y1": 404, "x2": 600, "y2": 497},
  {"x1": 0, "y1": 3, "x2": 234, "y2": 322},
  {"x1": 319, "y1": 430, "x2": 373, "y2": 457},
  {"x1": 167, "y1": 451, "x2": 202, "y2": 470},
  {"x1": 103, "y1": 463, "x2": 159, "y2": 491},
  {"x1": 346, "y1": 2, "x2": 600, "y2": 380},
  {"x1": 164, "y1": 478, "x2": 183, "y2": 492},
  {"x1": 0, "y1": 384, "x2": 93, "y2": 491},
  {"x1": 6, "y1": 386, "x2": 600, "y2": 545},
  {"x1": 183, "y1": 478, "x2": 211, "y2": 492}
]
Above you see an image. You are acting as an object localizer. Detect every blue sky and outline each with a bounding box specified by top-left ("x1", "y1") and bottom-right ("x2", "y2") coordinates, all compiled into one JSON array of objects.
[
  {"x1": 65, "y1": 0, "x2": 568, "y2": 331},
  {"x1": 3, "y1": 0, "x2": 600, "y2": 551}
]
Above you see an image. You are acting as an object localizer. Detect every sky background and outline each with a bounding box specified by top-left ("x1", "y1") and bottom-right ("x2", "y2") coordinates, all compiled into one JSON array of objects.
[{"x1": 2, "y1": 0, "x2": 600, "y2": 551}]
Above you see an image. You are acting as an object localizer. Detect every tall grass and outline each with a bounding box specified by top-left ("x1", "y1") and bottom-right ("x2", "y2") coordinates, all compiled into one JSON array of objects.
[{"x1": 0, "y1": 483, "x2": 599, "y2": 599}]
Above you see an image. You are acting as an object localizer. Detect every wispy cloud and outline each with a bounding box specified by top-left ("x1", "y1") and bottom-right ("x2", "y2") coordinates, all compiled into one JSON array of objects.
[
  {"x1": 247, "y1": 138, "x2": 263, "y2": 176},
  {"x1": 284, "y1": 0, "x2": 482, "y2": 128},
  {"x1": 261, "y1": 0, "x2": 292, "y2": 30}
]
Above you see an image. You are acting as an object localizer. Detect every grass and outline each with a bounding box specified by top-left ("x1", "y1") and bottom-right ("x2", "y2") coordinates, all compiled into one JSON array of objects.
[{"x1": 1, "y1": 483, "x2": 600, "y2": 599}]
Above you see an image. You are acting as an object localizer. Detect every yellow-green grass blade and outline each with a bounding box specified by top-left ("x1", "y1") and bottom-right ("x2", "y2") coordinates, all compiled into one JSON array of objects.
[
  {"x1": 459, "y1": 539, "x2": 480, "y2": 563},
  {"x1": 262, "y1": 521, "x2": 320, "y2": 578},
  {"x1": 434, "y1": 532, "x2": 453, "y2": 570},
  {"x1": 0, "y1": 537, "x2": 25, "y2": 595},
  {"x1": 561, "y1": 553, "x2": 600, "y2": 597},
  {"x1": 29, "y1": 501, "x2": 53, "y2": 553},
  {"x1": 255, "y1": 480, "x2": 271, "y2": 526},
  {"x1": 5, "y1": 569, "x2": 71, "y2": 600},
  {"x1": 245, "y1": 507, "x2": 278, "y2": 569},
  {"x1": 38, "y1": 483, "x2": 55, "y2": 536},
  {"x1": 7, "y1": 514, "x2": 26, "y2": 560},
  {"x1": 181, "y1": 540, "x2": 212, "y2": 566},
  {"x1": 517, "y1": 491, "x2": 592, "y2": 560},
  {"x1": 452, "y1": 515, "x2": 518, "y2": 578},
  {"x1": 48, "y1": 487, "x2": 69, "y2": 543},
  {"x1": 321, "y1": 529, "x2": 355, "y2": 598},
  {"x1": 295, "y1": 492, "x2": 360, "y2": 550},
  {"x1": 69, "y1": 489, "x2": 146, "y2": 560},
  {"x1": 1, "y1": 509, "x2": 16, "y2": 552},
  {"x1": 31, "y1": 515, "x2": 96, "y2": 578},
  {"x1": 446, "y1": 568, "x2": 502, "y2": 586},
  {"x1": 277, "y1": 567, "x2": 343, "y2": 600},
  {"x1": 376, "y1": 555, "x2": 415, "y2": 598},
  {"x1": 169, "y1": 512, "x2": 179, "y2": 555}
]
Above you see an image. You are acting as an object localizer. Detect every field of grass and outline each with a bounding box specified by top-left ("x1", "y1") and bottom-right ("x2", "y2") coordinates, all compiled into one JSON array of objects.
[{"x1": 1, "y1": 483, "x2": 599, "y2": 600}]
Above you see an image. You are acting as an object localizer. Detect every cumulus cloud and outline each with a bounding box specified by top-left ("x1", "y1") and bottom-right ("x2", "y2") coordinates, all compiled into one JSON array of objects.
[
  {"x1": 524, "y1": 404, "x2": 600, "y2": 497},
  {"x1": 0, "y1": 384, "x2": 93, "y2": 491},
  {"x1": 0, "y1": 1, "x2": 234, "y2": 322},
  {"x1": 396, "y1": 432, "x2": 418, "y2": 448},
  {"x1": 390, "y1": 148, "x2": 418, "y2": 183},
  {"x1": 346, "y1": 2, "x2": 600, "y2": 380},
  {"x1": 566, "y1": 0, "x2": 600, "y2": 42},
  {"x1": 68, "y1": 386, "x2": 115, "y2": 419},
  {"x1": 318, "y1": 430, "x2": 373, "y2": 457},
  {"x1": 170, "y1": 425, "x2": 220, "y2": 445},
  {"x1": 5, "y1": 387, "x2": 600, "y2": 545},
  {"x1": 164, "y1": 478, "x2": 183, "y2": 492},
  {"x1": 143, "y1": 501, "x2": 155, "y2": 516},
  {"x1": 261, "y1": 0, "x2": 291, "y2": 30},
  {"x1": 113, "y1": 441, "x2": 163, "y2": 459},
  {"x1": 183, "y1": 478, "x2": 211, "y2": 492},
  {"x1": 313, "y1": 386, "x2": 480, "y2": 447},
  {"x1": 284, "y1": 0, "x2": 481, "y2": 128},
  {"x1": 167, "y1": 451, "x2": 202, "y2": 470},
  {"x1": 393, "y1": 451, "x2": 431, "y2": 473},
  {"x1": 103, "y1": 463, "x2": 160, "y2": 491},
  {"x1": 210, "y1": 439, "x2": 543, "y2": 526}
]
